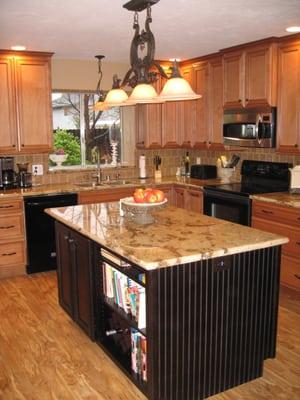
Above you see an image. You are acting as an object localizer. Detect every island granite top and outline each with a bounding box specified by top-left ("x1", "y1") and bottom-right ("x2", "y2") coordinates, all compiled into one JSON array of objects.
[{"x1": 45, "y1": 202, "x2": 288, "y2": 270}]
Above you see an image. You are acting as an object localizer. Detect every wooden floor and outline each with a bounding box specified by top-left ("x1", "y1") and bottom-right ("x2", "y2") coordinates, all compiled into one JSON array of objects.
[{"x1": 0, "y1": 272, "x2": 299, "y2": 400}]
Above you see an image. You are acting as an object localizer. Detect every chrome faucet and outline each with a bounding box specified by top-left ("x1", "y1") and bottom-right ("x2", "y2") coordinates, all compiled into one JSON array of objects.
[{"x1": 92, "y1": 148, "x2": 102, "y2": 184}]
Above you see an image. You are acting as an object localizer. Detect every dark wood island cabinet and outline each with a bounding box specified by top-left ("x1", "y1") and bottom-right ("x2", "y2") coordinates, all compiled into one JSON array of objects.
[{"x1": 49, "y1": 203, "x2": 288, "y2": 400}]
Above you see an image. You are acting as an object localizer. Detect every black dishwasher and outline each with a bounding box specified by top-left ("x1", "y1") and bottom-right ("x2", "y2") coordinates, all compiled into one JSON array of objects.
[{"x1": 24, "y1": 193, "x2": 77, "y2": 274}]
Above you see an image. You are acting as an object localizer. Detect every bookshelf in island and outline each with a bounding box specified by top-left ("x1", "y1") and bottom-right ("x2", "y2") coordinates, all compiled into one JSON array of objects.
[{"x1": 47, "y1": 202, "x2": 288, "y2": 400}]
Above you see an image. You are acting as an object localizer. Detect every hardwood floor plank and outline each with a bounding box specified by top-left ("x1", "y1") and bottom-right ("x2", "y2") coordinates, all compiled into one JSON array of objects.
[{"x1": 0, "y1": 272, "x2": 299, "y2": 399}]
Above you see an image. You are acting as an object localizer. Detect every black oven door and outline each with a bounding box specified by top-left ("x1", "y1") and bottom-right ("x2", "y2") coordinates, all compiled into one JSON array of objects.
[{"x1": 203, "y1": 189, "x2": 251, "y2": 226}]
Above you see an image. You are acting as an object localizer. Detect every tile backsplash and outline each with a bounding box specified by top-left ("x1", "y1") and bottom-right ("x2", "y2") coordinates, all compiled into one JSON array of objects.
[{"x1": 14, "y1": 148, "x2": 300, "y2": 185}]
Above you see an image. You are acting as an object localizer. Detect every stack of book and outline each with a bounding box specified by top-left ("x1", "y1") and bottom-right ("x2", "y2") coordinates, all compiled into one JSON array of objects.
[
  {"x1": 102, "y1": 262, "x2": 146, "y2": 330},
  {"x1": 131, "y1": 328, "x2": 147, "y2": 382}
]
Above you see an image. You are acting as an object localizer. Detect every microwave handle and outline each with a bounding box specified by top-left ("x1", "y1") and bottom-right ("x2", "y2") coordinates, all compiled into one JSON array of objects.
[{"x1": 255, "y1": 114, "x2": 263, "y2": 140}]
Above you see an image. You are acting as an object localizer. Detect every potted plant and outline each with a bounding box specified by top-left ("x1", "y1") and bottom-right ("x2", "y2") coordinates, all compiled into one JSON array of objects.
[{"x1": 49, "y1": 148, "x2": 68, "y2": 167}]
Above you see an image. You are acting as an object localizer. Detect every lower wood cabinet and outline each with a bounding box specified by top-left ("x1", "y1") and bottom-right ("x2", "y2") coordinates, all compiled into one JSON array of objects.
[
  {"x1": 252, "y1": 200, "x2": 300, "y2": 291},
  {"x1": 55, "y1": 221, "x2": 97, "y2": 339},
  {"x1": 78, "y1": 187, "x2": 136, "y2": 205},
  {"x1": 173, "y1": 186, "x2": 203, "y2": 213},
  {"x1": 0, "y1": 196, "x2": 26, "y2": 278}
]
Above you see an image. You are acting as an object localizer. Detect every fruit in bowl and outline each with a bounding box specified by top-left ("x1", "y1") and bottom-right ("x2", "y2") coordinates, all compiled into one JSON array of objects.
[{"x1": 133, "y1": 188, "x2": 165, "y2": 203}]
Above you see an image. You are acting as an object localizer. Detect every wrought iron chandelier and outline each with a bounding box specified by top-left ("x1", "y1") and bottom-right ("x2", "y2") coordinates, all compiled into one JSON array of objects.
[{"x1": 95, "y1": 0, "x2": 201, "y2": 109}]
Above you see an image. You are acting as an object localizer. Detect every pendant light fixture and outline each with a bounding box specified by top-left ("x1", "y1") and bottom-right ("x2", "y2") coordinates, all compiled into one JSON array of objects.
[{"x1": 101, "y1": 0, "x2": 200, "y2": 107}]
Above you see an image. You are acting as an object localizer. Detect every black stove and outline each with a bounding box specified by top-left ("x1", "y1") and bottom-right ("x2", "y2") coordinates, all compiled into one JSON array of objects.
[{"x1": 203, "y1": 160, "x2": 291, "y2": 226}]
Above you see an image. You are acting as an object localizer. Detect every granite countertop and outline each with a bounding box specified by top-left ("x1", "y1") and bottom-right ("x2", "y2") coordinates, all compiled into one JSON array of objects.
[
  {"x1": 0, "y1": 176, "x2": 231, "y2": 198},
  {"x1": 45, "y1": 202, "x2": 288, "y2": 270},
  {"x1": 251, "y1": 192, "x2": 300, "y2": 209}
]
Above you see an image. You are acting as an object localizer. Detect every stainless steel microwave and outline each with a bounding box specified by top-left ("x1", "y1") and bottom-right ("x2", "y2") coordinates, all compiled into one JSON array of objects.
[{"x1": 223, "y1": 107, "x2": 276, "y2": 148}]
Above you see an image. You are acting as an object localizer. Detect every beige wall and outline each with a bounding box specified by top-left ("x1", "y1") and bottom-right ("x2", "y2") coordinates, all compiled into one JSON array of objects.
[{"x1": 51, "y1": 58, "x2": 130, "y2": 91}]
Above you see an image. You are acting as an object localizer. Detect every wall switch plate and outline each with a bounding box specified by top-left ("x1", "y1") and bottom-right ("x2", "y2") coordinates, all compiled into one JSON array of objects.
[{"x1": 32, "y1": 164, "x2": 43, "y2": 176}]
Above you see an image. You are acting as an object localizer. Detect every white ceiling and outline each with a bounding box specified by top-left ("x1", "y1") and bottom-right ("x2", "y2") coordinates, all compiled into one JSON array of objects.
[{"x1": 1, "y1": 0, "x2": 300, "y2": 62}]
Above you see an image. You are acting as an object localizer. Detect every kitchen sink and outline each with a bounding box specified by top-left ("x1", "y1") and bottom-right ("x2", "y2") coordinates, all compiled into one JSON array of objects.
[{"x1": 75, "y1": 180, "x2": 132, "y2": 188}]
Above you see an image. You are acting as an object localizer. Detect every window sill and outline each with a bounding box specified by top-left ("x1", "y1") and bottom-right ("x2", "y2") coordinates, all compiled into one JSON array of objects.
[{"x1": 48, "y1": 163, "x2": 134, "y2": 173}]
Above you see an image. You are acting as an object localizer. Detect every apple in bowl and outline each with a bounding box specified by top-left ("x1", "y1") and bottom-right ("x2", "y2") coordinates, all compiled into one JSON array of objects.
[{"x1": 133, "y1": 188, "x2": 166, "y2": 203}]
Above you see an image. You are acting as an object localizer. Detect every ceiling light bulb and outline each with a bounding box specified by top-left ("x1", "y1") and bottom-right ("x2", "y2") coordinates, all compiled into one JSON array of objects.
[
  {"x1": 11, "y1": 45, "x2": 26, "y2": 51},
  {"x1": 286, "y1": 26, "x2": 300, "y2": 33}
]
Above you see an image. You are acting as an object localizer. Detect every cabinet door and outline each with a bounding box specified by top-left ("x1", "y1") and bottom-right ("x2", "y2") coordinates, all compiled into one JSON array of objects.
[
  {"x1": 162, "y1": 101, "x2": 184, "y2": 148},
  {"x1": 184, "y1": 188, "x2": 203, "y2": 213},
  {"x1": 136, "y1": 104, "x2": 162, "y2": 149},
  {"x1": 277, "y1": 40, "x2": 300, "y2": 153},
  {"x1": 181, "y1": 65, "x2": 197, "y2": 148},
  {"x1": 0, "y1": 57, "x2": 18, "y2": 154},
  {"x1": 208, "y1": 57, "x2": 225, "y2": 150},
  {"x1": 223, "y1": 50, "x2": 245, "y2": 109},
  {"x1": 244, "y1": 43, "x2": 277, "y2": 108},
  {"x1": 173, "y1": 187, "x2": 185, "y2": 208},
  {"x1": 15, "y1": 56, "x2": 53, "y2": 153},
  {"x1": 193, "y1": 62, "x2": 209, "y2": 148},
  {"x1": 72, "y1": 229, "x2": 94, "y2": 337},
  {"x1": 56, "y1": 222, "x2": 74, "y2": 317}
]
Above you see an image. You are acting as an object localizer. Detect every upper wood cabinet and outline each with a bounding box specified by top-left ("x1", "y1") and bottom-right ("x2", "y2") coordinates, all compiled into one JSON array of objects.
[
  {"x1": 223, "y1": 42, "x2": 277, "y2": 109},
  {"x1": 136, "y1": 103, "x2": 162, "y2": 149},
  {"x1": 208, "y1": 56, "x2": 224, "y2": 150},
  {"x1": 0, "y1": 50, "x2": 53, "y2": 155},
  {"x1": 277, "y1": 37, "x2": 300, "y2": 154},
  {"x1": 162, "y1": 101, "x2": 184, "y2": 148}
]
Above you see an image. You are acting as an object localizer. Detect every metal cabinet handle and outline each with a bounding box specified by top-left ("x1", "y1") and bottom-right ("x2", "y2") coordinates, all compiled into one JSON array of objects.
[
  {"x1": 12, "y1": 144, "x2": 16, "y2": 148},
  {"x1": 64, "y1": 235, "x2": 69, "y2": 240},
  {"x1": 296, "y1": 242, "x2": 300, "y2": 246},
  {"x1": 0, "y1": 225, "x2": 14, "y2": 229},
  {"x1": 68, "y1": 238, "x2": 75, "y2": 244},
  {"x1": 0, "y1": 205, "x2": 13, "y2": 209},
  {"x1": 294, "y1": 274, "x2": 300, "y2": 280},
  {"x1": 262, "y1": 209, "x2": 273, "y2": 214},
  {"x1": 1, "y1": 252, "x2": 16, "y2": 256}
]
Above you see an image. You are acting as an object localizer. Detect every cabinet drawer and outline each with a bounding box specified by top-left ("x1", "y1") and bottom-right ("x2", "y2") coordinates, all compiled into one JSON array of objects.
[
  {"x1": 0, "y1": 214, "x2": 24, "y2": 240},
  {"x1": 281, "y1": 254, "x2": 300, "y2": 291},
  {"x1": 252, "y1": 217, "x2": 300, "y2": 258},
  {"x1": 0, "y1": 241, "x2": 25, "y2": 267},
  {"x1": 0, "y1": 197, "x2": 23, "y2": 215},
  {"x1": 252, "y1": 201, "x2": 300, "y2": 228}
]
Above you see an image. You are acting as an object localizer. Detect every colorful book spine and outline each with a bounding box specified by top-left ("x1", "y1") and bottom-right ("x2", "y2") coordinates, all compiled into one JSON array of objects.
[
  {"x1": 131, "y1": 329, "x2": 147, "y2": 382},
  {"x1": 102, "y1": 262, "x2": 146, "y2": 329}
]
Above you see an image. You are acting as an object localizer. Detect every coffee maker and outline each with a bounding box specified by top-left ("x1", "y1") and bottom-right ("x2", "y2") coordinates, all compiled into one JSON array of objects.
[
  {"x1": 17, "y1": 162, "x2": 32, "y2": 188},
  {"x1": 0, "y1": 157, "x2": 17, "y2": 189}
]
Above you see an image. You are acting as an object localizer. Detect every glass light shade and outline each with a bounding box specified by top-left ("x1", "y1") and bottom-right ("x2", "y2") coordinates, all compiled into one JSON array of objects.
[
  {"x1": 104, "y1": 88, "x2": 129, "y2": 106},
  {"x1": 126, "y1": 83, "x2": 164, "y2": 104},
  {"x1": 94, "y1": 101, "x2": 109, "y2": 111},
  {"x1": 158, "y1": 77, "x2": 201, "y2": 101}
]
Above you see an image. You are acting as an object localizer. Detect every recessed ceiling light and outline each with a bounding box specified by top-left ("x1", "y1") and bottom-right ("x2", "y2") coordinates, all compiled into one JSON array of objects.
[
  {"x1": 11, "y1": 45, "x2": 26, "y2": 51},
  {"x1": 286, "y1": 26, "x2": 300, "y2": 33}
]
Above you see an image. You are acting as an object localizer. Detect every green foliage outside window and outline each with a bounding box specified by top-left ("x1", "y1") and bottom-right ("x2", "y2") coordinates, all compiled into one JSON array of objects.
[{"x1": 52, "y1": 129, "x2": 81, "y2": 165}]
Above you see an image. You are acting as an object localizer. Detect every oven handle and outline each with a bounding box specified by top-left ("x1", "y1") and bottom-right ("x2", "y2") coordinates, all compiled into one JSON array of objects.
[{"x1": 255, "y1": 114, "x2": 263, "y2": 142}]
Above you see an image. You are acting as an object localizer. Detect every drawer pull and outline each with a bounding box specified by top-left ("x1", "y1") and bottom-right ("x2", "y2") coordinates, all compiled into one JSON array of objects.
[
  {"x1": 294, "y1": 274, "x2": 300, "y2": 280},
  {"x1": 262, "y1": 209, "x2": 273, "y2": 215},
  {"x1": 0, "y1": 205, "x2": 13, "y2": 209},
  {"x1": 1, "y1": 252, "x2": 16, "y2": 256},
  {"x1": 296, "y1": 242, "x2": 300, "y2": 246},
  {"x1": 0, "y1": 225, "x2": 14, "y2": 229},
  {"x1": 189, "y1": 192, "x2": 200, "y2": 197}
]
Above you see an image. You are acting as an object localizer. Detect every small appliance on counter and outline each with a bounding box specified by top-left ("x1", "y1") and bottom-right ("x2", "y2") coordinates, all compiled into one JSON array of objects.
[
  {"x1": 190, "y1": 164, "x2": 217, "y2": 180},
  {"x1": 0, "y1": 156, "x2": 17, "y2": 189},
  {"x1": 154, "y1": 155, "x2": 162, "y2": 180},
  {"x1": 289, "y1": 165, "x2": 300, "y2": 193},
  {"x1": 17, "y1": 162, "x2": 32, "y2": 188}
]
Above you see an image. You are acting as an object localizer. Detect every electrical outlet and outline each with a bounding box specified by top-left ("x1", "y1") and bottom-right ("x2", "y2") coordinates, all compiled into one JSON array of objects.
[{"x1": 32, "y1": 164, "x2": 43, "y2": 176}]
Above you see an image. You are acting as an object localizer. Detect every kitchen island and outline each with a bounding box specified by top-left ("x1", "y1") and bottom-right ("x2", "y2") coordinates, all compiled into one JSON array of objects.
[{"x1": 46, "y1": 202, "x2": 288, "y2": 400}]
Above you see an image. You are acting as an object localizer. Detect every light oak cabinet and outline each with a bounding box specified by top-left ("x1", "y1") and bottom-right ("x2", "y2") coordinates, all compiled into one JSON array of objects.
[
  {"x1": 252, "y1": 200, "x2": 300, "y2": 291},
  {"x1": 223, "y1": 42, "x2": 277, "y2": 109},
  {"x1": 78, "y1": 187, "x2": 136, "y2": 205},
  {"x1": 0, "y1": 50, "x2": 53, "y2": 155},
  {"x1": 136, "y1": 103, "x2": 162, "y2": 149},
  {"x1": 173, "y1": 186, "x2": 203, "y2": 213},
  {"x1": 277, "y1": 37, "x2": 300, "y2": 154},
  {"x1": 0, "y1": 197, "x2": 26, "y2": 278}
]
